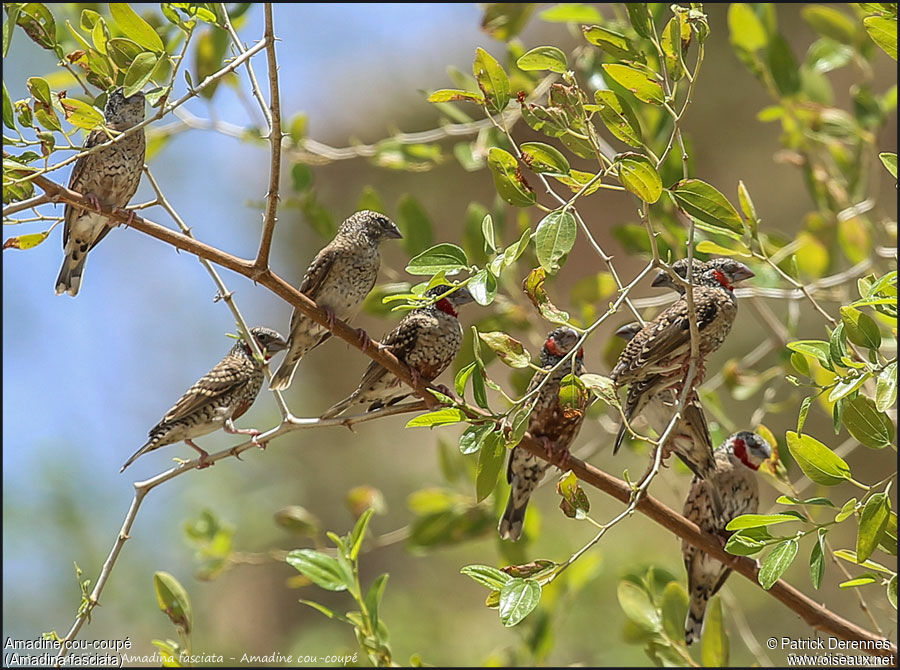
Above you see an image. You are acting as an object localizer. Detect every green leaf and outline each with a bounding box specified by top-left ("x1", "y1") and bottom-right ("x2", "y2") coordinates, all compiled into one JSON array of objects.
[
  {"x1": 405, "y1": 243, "x2": 468, "y2": 275},
  {"x1": 534, "y1": 209, "x2": 577, "y2": 274},
  {"x1": 579, "y1": 373, "x2": 618, "y2": 407},
  {"x1": 475, "y1": 430, "x2": 506, "y2": 502},
  {"x1": 700, "y1": 597, "x2": 729, "y2": 667},
  {"x1": 827, "y1": 370, "x2": 870, "y2": 403},
  {"x1": 669, "y1": 179, "x2": 744, "y2": 232},
  {"x1": 616, "y1": 153, "x2": 662, "y2": 203},
  {"x1": 499, "y1": 578, "x2": 541, "y2": 627},
  {"x1": 624, "y1": 3, "x2": 653, "y2": 39},
  {"x1": 286, "y1": 549, "x2": 352, "y2": 592},
  {"x1": 427, "y1": 89, "x2": 485, "y2": 104},
  {"x1": 487, "y1": 147, "x2": 535, "y2": 207},
  {"x1": 856, "y1": 493, "x2": 891, "y2": 562},
  {"x1": 725, "y1": 513, "x2": 804, "y2": 531},
  {"x1": 506, "y1": 405, "x2": 532, "y2": 448},
  {"x1": 728, "y1": 3, "x2": 768, "y2": 52},
  {"x1": 2, "y1": 82, "x2": 14, "y2": 131},
  {"x1": 460, "y1": 564, "x2": 513, "y2": 591},
  {"x1": 26, "y1": 77, "x2": 51, "y2": 105},
  {"x1": 787, "y1": 340, "x2": 833, "y2": 371},
  {"x1": 478, "y1": 331, "x2": 531, "y2": 368},
  {"x1": 274, "y1": 505, "x2": 320, "y2": 537},
  {"x1": 661, "y1": 14, "x2": 691, "y2": 82},
  {"x1": 660, "y1": 581, "x2": 689, "y2": 641},
  {"x1": 695, "y1": 239, "x2": 752, "y2": 258},
  {"x1": 876, "y1": 362, "x2": 897, "y2": 412},
  {"x1": 835, "y1": 498, "x2": 858, "y2": 523},
  {"x1": 617, "y1": 581, "x2": 661, "y2": 632},
  {"x1": 833, "y1": 549, "x2": 895, "y2": 573},
  {"x1": 776, "y1": 495, "x2": 835, "y2": 507},
  {"x1": 557, "y1": 470, "x2": 590, "y2": 519},
  {"x1": 522, "y1": 267, "x2": 570, "y2": 325},
  {"x1": 802, "y1": 5, "x2": 857, "y2": 45},
  {"x1": 839, "y1": 574, "x2": 879, "y2": 588},
  {"x1": 758, "y1": 539, "x2": 799, "y2": 589},
  {"x1": 889, "y1": 575, "x2": 897, "y2": 610},
  {"x1": 520, "y1": 142, "x2": 570, "y2": 176},
  {"x1": 473, "y1": 47, "x2": 510, "y2": 113},
  {"x1": 737, "y1": 179, "x2": 759, "y2": 224},
  {"x1": 864, "y1": 16, "x2": 898, "y2": 61},
  {"x1": 539, "y1": 3, "x2": 604, "y2": 23},
  {"x1": 153, "y1": 571, "x2": 193, "y2": 633},
  {"x1": 299, "y1": 599, "x2": 353, "y2": 624},
  {"x1": 725, "y1": 527, "x2": 773, "y2": 556},
  {"x1": 3, "y1": 4, "x2": 20, "y2": 57},
  {"x1": 593, "y1": 90, "x2": 643, "y2": 147},
  {"x1": 468, "y1": 268, "x2": 498, "y2": 306},
  {"x1": 768, "y1": 34, "x2": 801, "y2": 96},
  {"x1": 459, "y1": 423, "x2": 492, "y2": 455},
  {"x1": 480, "y1": 3, "x2": 535, "y2": 41},
  {"x1": 601, "y1": 63, "x2": 664, "y2": 105},
  {"x1": 517, "y1": 46, "x2": 567, "y2": 73},
  {"x1": 15, "y1": 3, "x2": 56, "y2": 50},
  {"x1": 396, "y1": 194, "x2": 435, "y2": 256},
  {"x1": 797, "y1": 396, "x2": 813, "y2": 433},
  {"x1": 349, "y1": 507, "x2": 375, "y2": 561},
  {"x1": 57, "y1": 97, "x2": 100, "y2": 131},
  {"x1": 123, "y1": 52, "x2": 158, "y2": 98},
  {"x1": 481, "y1": 213, "x2": 496, "y2": 252},
  {"x1": 582, "y1": 25, "x2": 638, "y2": 60},
  {"x1": 109, "y1": 3, "x2": 165, "y2": 52},
  {"x1": 810, "y1": 528, "x2": 827, "y2": 589},
  {"x1": 879, "y1": 152, "x2": 898, "y2": 179},
  {"x1": 840, "y1": 306, "x2": 882, "y2": 350},
  {"x1": 786, "y1": 431, "x2": 852, "y2": 486},
  {"x1": 843, "y1": 396, "x2": 894, "y2": 449},
  {"x1": 406, "y1": 408, "x2": 467, "y2": 428},
  {"x1": 454, "y1": 362, "x2": 476, "y2": 398}
]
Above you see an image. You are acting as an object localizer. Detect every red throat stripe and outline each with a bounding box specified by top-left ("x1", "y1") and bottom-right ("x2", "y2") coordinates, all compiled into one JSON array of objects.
[
  {"x1": 436, "y1": 298, "x2": 457, "y2": 317},
  {"x1": 545, "y1": 337, "x2": 562, "y2": 357},
  {"x1": 713, "y1": 269, "x2": 733, "y2": 291},
  {"x1": 732, "y1": 437, "x2": 758, "y2": 470}
]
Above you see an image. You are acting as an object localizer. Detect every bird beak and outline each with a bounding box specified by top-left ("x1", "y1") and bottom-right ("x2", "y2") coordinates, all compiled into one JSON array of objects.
[
  {"x1": 614, "y1": 322, "x2": 642, "y2": 341},
  {"x1": 268, "y1": 338, "x2": 289, "y2": 353},
  {"x1": 650, "y1": 270, "x2": 671, "y2": 288},
  {"x1": 732, "y1": 263, "x2": 755, "y2": 282},
  {"x1": 452, "y1": 286, "x2": 475, "y2": 305},
  {"x1": 386, "y1": 225, "x2": 403, "y2": 240}
]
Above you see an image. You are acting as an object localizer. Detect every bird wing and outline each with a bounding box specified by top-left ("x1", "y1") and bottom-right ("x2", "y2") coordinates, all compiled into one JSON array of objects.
[
  {"x1": 161, "y1": 357, "x2": 250, "y2": 424},
  {"x1": 298, "y1": 246, "x2": 338, "y2": 299},
  {"x1": 353, "y1": 315, "x2": 421, "y2": 392},
  {"x1": 63, "y1": 128, "x2": 107, "y2": 245}
]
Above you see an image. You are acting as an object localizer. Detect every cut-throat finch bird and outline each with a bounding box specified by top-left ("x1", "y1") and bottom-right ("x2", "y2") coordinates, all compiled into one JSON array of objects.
[
  {"x1": 682, "y1": 431, "x2": 771, "y2": 645},
  {"x1": 613, "y1": 321, "x2": 718, "y2": 486},
  {"x1": 320, "y1": 284, "x2": 474, "y2": 418},
  {"x1": 121, "y1": 327, "x2": 287, "y2": 472},
  {"x1": 269, "y1": 210, "x2": 402, "y2": 391},
  {"x1": 57, "y1": 87, "x2": 146, "y2": 297},
  {"x1": 610, "y1": 259, "x2": 753, "y2": 451},
  {"x1": 499, "y1": 327, "x2": 587, "y2": 542}
]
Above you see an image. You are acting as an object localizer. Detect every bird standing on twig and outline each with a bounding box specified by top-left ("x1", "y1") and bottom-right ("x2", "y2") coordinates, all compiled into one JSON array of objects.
[
  {"x1": 682, "y1": 431, "x2": 771, "y2": 644},
  {"x1": 57, "y1": 88, "x2": 146, "y2": 297},
  {"x1": 269, "y1": 210, "x2": 402, "y2": 391},
  {"x1": 499, "y1": 327, "x2": 587, "y2": 542},
  {"x1": 321, "y1": 285, "x2": 474, "y2": 418},
  {"x1": 121, "y1": 327, "x2": 287, "y2": 472}
]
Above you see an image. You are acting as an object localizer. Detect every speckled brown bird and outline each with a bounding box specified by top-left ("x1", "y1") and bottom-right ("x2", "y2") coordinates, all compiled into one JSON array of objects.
[
  {"x1": 499, "y1": 327, "x2": 587, "y2": 542},
  {"x1": 269, "y1": 210, "x2": 402, "y2": 391},
  {"x1": 121, "y1": 327, "x2": 287, "y2": 472},
  {"x1": 56, "y1": 88, "x2": 146, "y2": 296},
  {"x1": 320, "y1": 285, "x2": 474, "y2": 418},
  {"x1": 650, "y1": 257, "x2": 711, "y2": 291},
  {"x1": 610, "y1": 259, "x2": 754, "y2": 387},
  {"x1": 682, "y1": 431, "x2": 771, "y2": 645},
  {"x1": 612, "y1": 322, "x2": 718, "y2": 487}
]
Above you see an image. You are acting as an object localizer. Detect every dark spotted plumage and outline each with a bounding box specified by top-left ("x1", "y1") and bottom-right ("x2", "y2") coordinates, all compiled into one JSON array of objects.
[
  {"x1": 499, "y1": 327, "x2": 587, "y2": 541},
  {"x1": 612, "y1": 323, "x2": 717, "y2": 485},
  {"x1": 683, "y1": 431, "x2": 771, "y2": 645},
  {"x1": 320, "y1": 285, "x2": 474, "y2": 418},
  {"x1": 121, "y1": 327, "x2": 287, "y2": 472},
  {"x1": 57, "y1": 88, "x2": 146, "y2": 296},
  {"x1": 269, "y1": 210, "x2": 402, "y2": 391}
]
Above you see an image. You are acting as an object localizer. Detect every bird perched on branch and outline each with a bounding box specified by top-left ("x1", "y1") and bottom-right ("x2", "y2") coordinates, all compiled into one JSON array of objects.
[
  {"x1": 612, "y1": 322, "x2": 718, "y2": 487},
  {"x1": 269, "y1": 210, "x2": 402, "y2": 391},
  {"x1": 121, "y1": 327, "x2": 287, "y2": 472},
  {"x1": 321, "y1": 285, "x2": 474, "y2": 418},
  {"x1": 56, "y1": 88, "x2": 146, "y2": 296},
  {"x1": 610, "y1": 259, "x2": 754, "y2": 454},
  {"x1": 499, "y1": 327, "x2": 587, "y2": 542},
  {"x1": 682, "y1": 431, "x2": 771, "y2": 645}
]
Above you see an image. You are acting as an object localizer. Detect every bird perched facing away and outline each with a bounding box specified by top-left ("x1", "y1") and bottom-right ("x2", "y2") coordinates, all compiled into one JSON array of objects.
[
  {"x1": 57, "y1": 88, "x2": 146, "y2": 297},
  {"x1": 610, "y1": 259, "x2": 754, "y2": 387},
  {"x1": 612, "y1": 322, "x2": 718, "y2": 486},
  {"x1": 321, "y1": 285, "x2": 474, "y2": 418},
  {"x1": 121, "y1": 327, "x2": 287, "y2": 472},
  {"x1": 682, "y1": 431, "x2": 771, "y2": 645},
  {"x1": 499, "y1": 327, "x2": 587, "y2": 542},
  {"x1": 269, "y1": 210, "x2": 402, "y2": 391}
]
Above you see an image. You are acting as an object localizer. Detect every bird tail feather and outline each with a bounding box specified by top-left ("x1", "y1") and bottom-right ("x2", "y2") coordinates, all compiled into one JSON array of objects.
[{"x1": 498, "y1": 496, "x2": 527, "y2": 541}]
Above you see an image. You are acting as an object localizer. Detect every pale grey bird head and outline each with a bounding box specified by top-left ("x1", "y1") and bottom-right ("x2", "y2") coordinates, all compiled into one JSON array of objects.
[
  {"x1": 724, "y1": 431, "x2": 772, "y2": 471},
  {"x1": 651, "y1": 258, "x2": 709, "y2": 291},
  {"x1": 104, "y1": 87, "x2": 145, "y2": 129},
  {"x1": 341, "y1": 210, "x2": 402, "y2": 244},
  {"x1": 541, "y1": 326, "x2": 583, "y2": 366},
  {"x1": 233, "y1": 326, "x2": 288, "y2": 360}
]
